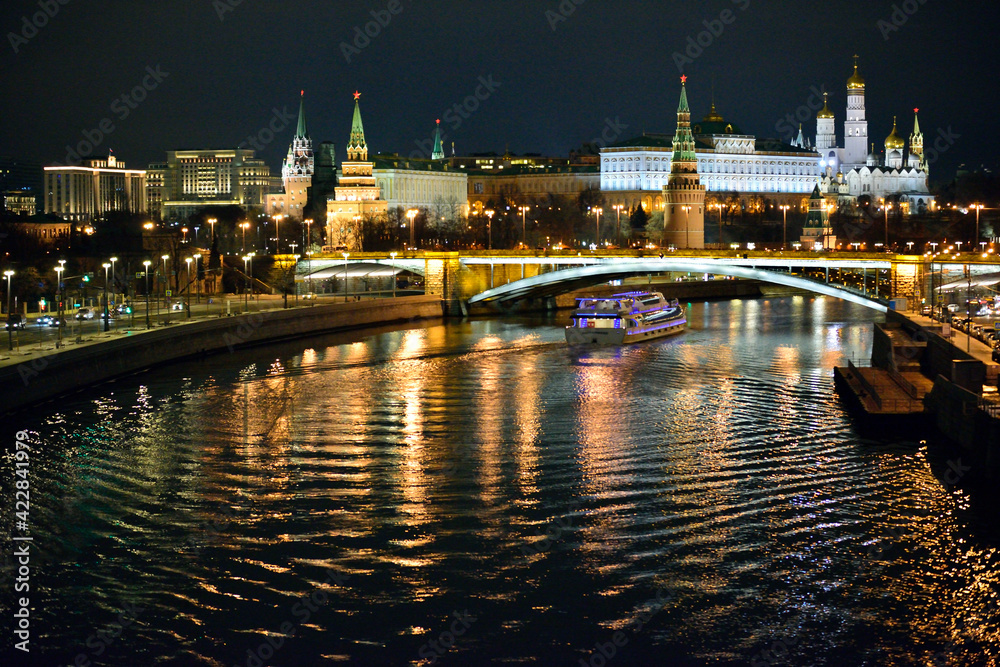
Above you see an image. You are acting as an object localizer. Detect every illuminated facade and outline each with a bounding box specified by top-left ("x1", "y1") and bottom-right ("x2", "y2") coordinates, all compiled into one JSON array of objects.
[
  {"x1": 815, "y1": 58, "x2": 935, "y2": 214},
  {"x1": 373, "y1": 155, "x2": 467, "y2": 215},
  {"x1": 266, "y1": 91, "x2": 314, "y2": 220},
  {"x1": 153, "y1": 148, "x2": 271, "y2": 221},
  {"x1": 44, "y1": 154, "x2": 147, "y2": 222},
  {"x1": 327, "y1": 93, "x2": 387, "y2": 249}
]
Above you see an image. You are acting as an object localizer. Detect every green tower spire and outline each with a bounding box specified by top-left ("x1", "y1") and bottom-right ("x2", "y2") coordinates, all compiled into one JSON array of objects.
[
  {"x1": 671, "y1": 75, "x2": 697, "y2": 163},
  {"x1": 347, "y1": 91, "x2": 368, "y2": 161},
  {"x1": 295, "y1": 90, "x2": 308, "y2": 139},
  {"x1": 431, "y1": 119, "x2": 444, "y2": 160}
]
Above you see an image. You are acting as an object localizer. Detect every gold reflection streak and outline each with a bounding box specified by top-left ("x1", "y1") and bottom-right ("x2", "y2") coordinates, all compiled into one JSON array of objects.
[
  {"x1": 512, "y1": 341, "x2": 542, "y2": 496},
  {"x1": 574, "y1": 358, "x2": 626, "y2": 496},
  {"x1": 396, "y1": 331, "x2": 429, "y2": 515}
]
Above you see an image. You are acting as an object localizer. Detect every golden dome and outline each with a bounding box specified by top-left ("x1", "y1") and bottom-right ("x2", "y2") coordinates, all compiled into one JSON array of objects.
[
  {"x1": 817, "y1": 93, "x2": 834, "y2": 119},
  {"x1": 703, "y1": 101, "x2": 724, "y2": 123},
  {"x1": 885, "y1": 117, "x2": 905, "y2": 151},
  {"x1": 847, "y1": 56, "x2": 865, "y2": 90}
]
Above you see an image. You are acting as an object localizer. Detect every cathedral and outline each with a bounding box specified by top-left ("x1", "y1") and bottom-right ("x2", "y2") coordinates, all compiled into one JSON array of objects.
[{"x1": 813, "y1": 57, "x2": 935, "y2": 214}]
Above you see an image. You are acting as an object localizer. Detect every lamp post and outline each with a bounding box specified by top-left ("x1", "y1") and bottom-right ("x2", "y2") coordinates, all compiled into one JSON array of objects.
[
  {"x1": 518, "y1": 205, "x2": 530, "y2": 247},
  {"x1": 592, "y1": 207, "x2": 603, "y2": 246},
  {"x1": 715, "y1": 203, "x2": 724, "y2": 247},
  {"x1": 306, "y1": 251, "x2": 313, "y2": 297},
  {"x1": 193, "y1": 253, "x2": 202, "y2": 304},
  {"x1": 390, "y1": 251, "x2": 397, "y2": 297},
  {"x1": 4, "y1": 270, "x2": 14, "y2": 351},
  {"x1": 612, "y1": 204, "x2": 623, "y2": 246},
  {"x1": 242, "y1": 255, "x2": 250, "y2": 311},
  {"x1": 973, "y1": 204, "x2": 984, "y2": 244},
  {"x1": 109, "y1": 256, "x2": 118, "y2": 301},
  {"x1": 161, "y1": 254, "x2": 170, "y2": 324},
  {"x1": 342, "y1": 252, "x2": 350, "y2": 302},
  {"x1": 240, "y1": 221, "x2": 250, "y2": 253},
  {"x1": 184, "y1": 257, "x2": 192, "y2": 318},
  {"x1": 485, "y1": 209, "x2": 494, "y2": 250},
  {"x1": 884, "y1": 202, "x2": 892, "y2": 247},
  {"x1": 102, "y1": 263, "x2": 111, "y2": 332},
  {"x1": 54, "y1": 265, "x2": 64, "y2": 346},
  {"x1": 181, "y1": 227, "x2": 189, "y2": 243},
  {"x1": 406, "y1": 209, "x2": 417, "y2": 249},
  {"x1": 273, "y1": 214, "x2": 283, "y2": 254},
  {"x1": 292, "y1": 254, "x2": 300, "y2": 305},
  {"x1": 779, "y1": 205, "x2": 790, "y2": 250},
  {"x1": 682, "y1": 205, "x2": 691, "y2": 249},
  {"x1": 249, "y1": 252, "x2": 255, "y2": 307},
  {"x1": 304, "y1": 218, "x2": 313, "y2": 252},
  {"x1": 142, "y1": 260, "x2": 151, "y2": 329}
]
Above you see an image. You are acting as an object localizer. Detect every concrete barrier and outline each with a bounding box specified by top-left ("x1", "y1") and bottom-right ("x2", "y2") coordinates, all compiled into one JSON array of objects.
[{"x1": 0, "y1": 296, "x2": 442, "y2": 415}]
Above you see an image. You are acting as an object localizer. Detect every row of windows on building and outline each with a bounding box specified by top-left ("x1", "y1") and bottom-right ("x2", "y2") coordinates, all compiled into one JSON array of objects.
[
  {"x1": 602, "y1": 177, "x2": 815, "y2": 193},
  {"x1": 604, "y1": 158, "x2": 816, "y2": 176}
]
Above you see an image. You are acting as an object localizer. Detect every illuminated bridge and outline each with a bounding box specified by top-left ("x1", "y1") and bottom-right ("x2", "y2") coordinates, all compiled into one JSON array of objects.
[{"x1": 297, "y1": 250, "x2": 994, "y2": 314}]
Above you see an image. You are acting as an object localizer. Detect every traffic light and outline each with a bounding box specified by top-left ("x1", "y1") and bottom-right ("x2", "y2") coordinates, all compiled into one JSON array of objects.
[{"x1": 82, "y1": 274, "x2": 91, "y2": 283}]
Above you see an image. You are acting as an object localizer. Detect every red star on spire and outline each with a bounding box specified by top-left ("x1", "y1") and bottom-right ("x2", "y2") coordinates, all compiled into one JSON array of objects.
[
  {"x1": 353, "y1": 90, "x2": 361, "y2": 100},
  {"x1": 436, "y1": 119, "x2": 441, "y2": 125},
  {"x1": 680, "y1": 75, "x2": 687, "y2": 84},
  {"x1": 914, "y1": 108, "x2": 919, "y2": 114}
]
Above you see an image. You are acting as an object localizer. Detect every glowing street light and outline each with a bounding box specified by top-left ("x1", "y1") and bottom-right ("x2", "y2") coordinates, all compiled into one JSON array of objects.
[
  {"x1": 161, "y1": 254, "x2": 170, "y2": 324},
  {"x1": 389, "y1": 251, "x2": 398, "y2": 297},
  {"x1": 273, "y1": 214, "x2": 284, "y2": 254},
  {"x1": 181, "y1": 227, "x2": 189, "y2": 243},
  {"x1": 484, "y1": 209, "x2": 495, "y2": 250},
  {"x1": 208, "y1": 217, "x2": 217, "y2": 245},
  {"x1": 779, "y1": 204, "x2": 790, "y2": 250},
  {"x1": 591, "y1": 206, "x2": 603, "y2": 246},
  {"x1": 184, "y1": 257, "x2": 193, "y2": 318},
  {"x1": 242, "y1": 255, "x2": 250, "y2": 311},
  {"x1": 406, "y1": 209, "x2": 418, "y2": 249},
  {"x1": 972, "y1": 203, "x2": 985, "y2": 243},
  {"x1": 4, "y1": 269, "x2": 14, "y2": 351},
  {"x1": 518, "y1": 205, "x2": 530, "y2": 247},
  {"x1": 101, "y1": 262, "x2": 111, "y2": 332},
  {"x1": 884, "y1": 202, "x2": 892, "y2": 247},
  {"x1": 142, "y1": 260, "x2": 152, "y2": 329},
  {"x1": 240, "y1": 221, "x2": 250, "y2": 253},
  {"x1": 682, "y1": 205, "x2": 691, "y2": 249},
  {"x1": 54, "y1": 264, "x2": 65, "y2": 345},
  {"x1": 342, "y1": 251, "x2": 350, "y2": 302},
  {"x1": 192, "y1": 253, "x2": 202, "y2": 304},
  {"x1": 304, "y1": 218, "x2": 313, "y2": 251}
]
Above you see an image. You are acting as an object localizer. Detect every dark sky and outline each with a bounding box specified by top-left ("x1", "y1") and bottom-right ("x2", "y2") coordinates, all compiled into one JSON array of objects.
[{"x1": 2, "y1": 0, "x2": 996, "y2": 183}]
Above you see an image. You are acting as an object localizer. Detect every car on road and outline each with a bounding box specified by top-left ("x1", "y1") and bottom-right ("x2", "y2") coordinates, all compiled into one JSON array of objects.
[
  {"x1": 170, "y1": 301, "x2": 186, "y2": 311},
  {"x1": 920, "y1": 305, "x2": 932, "y2": 316},
  {"x1": 36, "y1": 315, "x2": 54, "y2": 326},
  {"x1": 5, "y1": 314, "x2": 26, "y2": 330},
  {"x1": 48, "y1": 317, "x2": 66, "y2": 328},
  {"x1": 75, "y1": 308, "x2": 94, "y2": 320},
  {"x1": 116, "y1": 303, "x2": 132, "y2": 315}
]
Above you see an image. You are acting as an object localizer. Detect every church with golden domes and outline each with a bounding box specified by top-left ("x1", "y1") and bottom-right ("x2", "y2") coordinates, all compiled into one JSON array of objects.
[{"x1": 815, "y1": 57, "x2": 935, "y2": 215}]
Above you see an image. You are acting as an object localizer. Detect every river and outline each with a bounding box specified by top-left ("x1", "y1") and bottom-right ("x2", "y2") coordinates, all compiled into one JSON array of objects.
[{"x1": 1, "y1": 296, "x2": 997, "y2": 666}]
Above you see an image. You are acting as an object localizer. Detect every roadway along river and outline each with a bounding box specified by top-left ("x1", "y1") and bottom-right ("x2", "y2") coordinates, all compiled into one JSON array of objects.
[{"x1": 2, "y1": 296, "x2": 998, "y2": 665}]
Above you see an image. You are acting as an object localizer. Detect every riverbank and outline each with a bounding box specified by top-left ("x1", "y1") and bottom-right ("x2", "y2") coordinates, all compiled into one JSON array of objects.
[{"x1": 0, "y1": 295, "x2": 442, "y2": 416}]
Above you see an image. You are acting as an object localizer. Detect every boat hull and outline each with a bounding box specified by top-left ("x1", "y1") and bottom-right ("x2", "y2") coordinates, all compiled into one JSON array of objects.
[{"x1": 565, "y1": 317, "x2": 686, "y2": 345}]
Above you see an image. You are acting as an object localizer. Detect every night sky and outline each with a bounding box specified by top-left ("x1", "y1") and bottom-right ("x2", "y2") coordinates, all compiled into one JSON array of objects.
[{"x1": 2, "y1": 0, "x2": 997, "y2": 183}]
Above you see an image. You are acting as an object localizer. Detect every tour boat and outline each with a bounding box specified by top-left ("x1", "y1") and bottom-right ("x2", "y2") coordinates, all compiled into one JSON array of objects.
[{"x1": 565, "y1": 291, "x2": 686, "y2": 345}]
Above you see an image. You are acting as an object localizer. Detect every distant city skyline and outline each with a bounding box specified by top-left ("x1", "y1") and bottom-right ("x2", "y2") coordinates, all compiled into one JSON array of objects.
[{"x1": 2, "y1": 0, "x2": 998, "y2": 182}]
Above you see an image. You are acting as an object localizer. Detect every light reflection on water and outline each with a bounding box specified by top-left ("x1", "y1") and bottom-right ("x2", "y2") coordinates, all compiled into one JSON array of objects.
[{"x1": 1, "y1": 297, "x2": 998, "y2": 665}]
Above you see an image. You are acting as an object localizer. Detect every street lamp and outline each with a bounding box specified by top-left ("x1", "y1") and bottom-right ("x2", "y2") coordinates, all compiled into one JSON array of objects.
[
  {"x1": 193, "y1": 253, "x2": 202, "y2": 304},
  {"x1": 304, "y1": 218, "x2": 313, "y2": 252},
  {"x1": 273, "y1": 214, "x2": 284, "y2": 254},
  {"x1": 591, "y1": 207, "x2": 603, "y2": 246},
  {"x1": 242, "y1": 255, "x2": 250, "y2": 311},
  {"x1": 682, "y1": 205, "x2": 691, "y2": 249},
  {"x1": 102, "y1": 262, "x2": 111, "y2": 332},
  {"x1": 972, "y1": 204, "x2": 984, "y2": 244},
  {"x1": 142, "y1": 261, "x2": 152, "y2": 329},
  {"x1": 714, "y1": 203, "x2": 724, "y2": 247},
  {"x1": 518, "y1": 205, "x2": 530, "y2": 247},
  {"x1": 884, "y1": 202, "x2": 892, "y2": 247},
  {"x1": 4, "y1": 270, "x2": 14, "y2": 351},
  {"x1": 184, "y1": 257, "x2": 193, "y2": 318},
  {"x1": 181, "y1": 227, "x2": 189, "y2": 243},
  {"x1": 779, "y1": 205, "x2": 790, "y2": 250},
  {"x1": 291, "y1": 254, "x2": 300, "y2": 305},
  {"x1": 161, "y1": 254, "x2": 170, "y2": 323},
  {"x1": 406, "y1": 209, "x2": 418, "y2": 249},
  {"x1": 208, "y1": 217, "x2": 217, "y2": 246},
  {"x1": 342, "y1": 252, "x2": 350, "y2": 302},
  {"x1": 389, "y1": 251, "x2": 398, "y2": 297},
  {"x1": 484, "y1": 209, "x2": 495, "y2": 250},
  {"x1": 612, "y1": 204, "x2": 624, "y2": 246},
  {"x1": 53, "y1": 264, "x2": 64, "y2": 346},
  {"x1": 306, "y1": 250, "x2": 313, "y2": 297},
  {"x1": 240, "y1": 221, "x2": 250, "y2": 253}
]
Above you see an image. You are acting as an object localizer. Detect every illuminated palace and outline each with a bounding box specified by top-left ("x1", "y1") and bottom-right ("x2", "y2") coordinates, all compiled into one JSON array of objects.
[{"x1": 598, "y1": 58, "x2": 934, "y2": 220}]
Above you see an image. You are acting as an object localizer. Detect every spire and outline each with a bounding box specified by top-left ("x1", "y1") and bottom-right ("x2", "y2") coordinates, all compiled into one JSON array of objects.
[
  {"x1": 347, "y1": 91, "x2": 368, "y2": 161},
  {"x1": 794, "y1": 123, "x2": 805, "y2": 148},
  {"x1": 911, "y1": 108, "x2": 921, "y2": 137},
  {"x1": 671, "y1": 75, "x2": 696, "y2": 163},
  {"x1": 431, "y1": 119, "x2": 444, "y2": 160},
  {"x1": 295, "y1": 90, "x2": 308, "y2": 139}
]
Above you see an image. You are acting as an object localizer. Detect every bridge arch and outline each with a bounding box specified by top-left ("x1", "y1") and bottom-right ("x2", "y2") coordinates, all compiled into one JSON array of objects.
[{"x1": 466, "y1": 259, "x2": 888, "y2": 312}]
